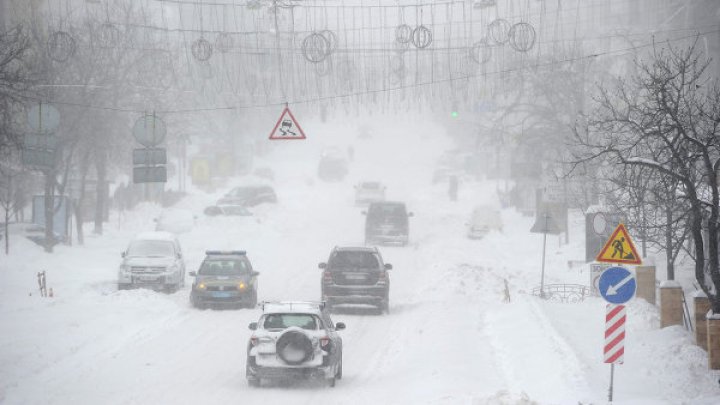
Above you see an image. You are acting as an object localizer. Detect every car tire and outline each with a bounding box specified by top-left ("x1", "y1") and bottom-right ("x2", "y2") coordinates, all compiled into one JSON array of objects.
[
  {"x1": 247, "y1": 378, "x2": 260, "y2": 387},
  {"x1": 327, "y1": 376, "x2": 336, "y2": 388},
  {"x1": 336, "y1": 357, "x2": 343, "y2": 380},
  {"x1": 118, "y1": 283, "x2": 131, "y2": 291},
  {"x1": 382, "y1": 296, "x2": 390, "y2": 314}
]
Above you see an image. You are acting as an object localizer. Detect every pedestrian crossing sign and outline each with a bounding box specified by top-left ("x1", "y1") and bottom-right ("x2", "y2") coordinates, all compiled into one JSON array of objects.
[{"x1": 596, "y1": 223, "x2": 642, "y2": 265}]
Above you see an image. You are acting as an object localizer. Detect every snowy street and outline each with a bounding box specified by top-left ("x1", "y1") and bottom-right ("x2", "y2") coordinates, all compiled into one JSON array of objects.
[{"x1": 2, "y1": 118, "x2": 719, "y2": 405}]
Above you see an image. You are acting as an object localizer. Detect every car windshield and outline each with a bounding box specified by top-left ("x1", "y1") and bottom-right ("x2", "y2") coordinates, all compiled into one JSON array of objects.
[
  {"x1": 199, "y1": 259, "x2": 249, "y2": 275},
  {"x1": 229, "y1": 187, "x2": 256, "y2": 198},
  {"x1": 127, "y1": 240, "x2": 174, "y2": 257},
  {"x1": 329, "y1": 251, "x2": 379, "y2": 270},
  {"x1": 369, "y1": 203, "x2": 406, "y2": 216},
  {"x1": 263, "y1": 314, "x2": 318, "y2": 330},
  {"x1": 360, "y1": 182, "x2": 380, "y2": 189}
]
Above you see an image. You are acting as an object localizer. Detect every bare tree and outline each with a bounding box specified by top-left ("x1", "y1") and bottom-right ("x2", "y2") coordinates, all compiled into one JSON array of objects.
[
  {"x1": 0, "y1": 25, "x2": 31, "y2": 155},
  {"x1": 573, "y1": 40, "x2": 720, "y2": 312}
]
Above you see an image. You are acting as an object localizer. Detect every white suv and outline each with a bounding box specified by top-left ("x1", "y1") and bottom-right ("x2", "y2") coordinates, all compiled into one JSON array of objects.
[
  {"x1": 246, "y1": 301, "x2": 345, "y2": 387},
  {"x1": 117, "y1": 231, "x2": 186, "y2": 292},
  {"x1": 354, "y1": 181, "x2": 386, "y2": 205}
]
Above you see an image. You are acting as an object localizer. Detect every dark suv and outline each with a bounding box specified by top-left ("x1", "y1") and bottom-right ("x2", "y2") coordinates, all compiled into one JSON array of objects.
[
  {"x1": 363, "y1": 201, "x2": 413, "y2": 246},
  {"x1": 189, "y1": 251, "x2": 259, "y2": 309},
  {"x1": 319, "y1": 247, "x2": 392, "y2": 313}
]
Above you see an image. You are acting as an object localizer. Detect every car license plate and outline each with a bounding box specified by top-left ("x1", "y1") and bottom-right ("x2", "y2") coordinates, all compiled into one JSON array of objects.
[
  {"x1": 136, "y1": 275, "x2": 158, "y2": 282},
  {"x1": 346, "y1": 274, "x2": 366, "y2": 280},
  {"x1": 211, "y1": 291, "x2": 232, "y2": 298}
]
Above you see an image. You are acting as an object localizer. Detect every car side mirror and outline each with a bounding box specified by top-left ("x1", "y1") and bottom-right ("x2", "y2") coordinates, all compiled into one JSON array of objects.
[
  {"x1": 335, "y1": 322, "x2": 346, "y2": 330},
  {"x1": 176, "y1": 252, "x2": 182, "y2": 259},
  {"x1": 121, "y1": 251, "x2": 126, "y2": 258},
  {"x1": 249, "y1": 322, "x2": 258, "y2": 330},
  {"x1": 361, "y1": 211, "x2": 367, "y2": 215},
  {"x1": 319, "y1": 262, "x2": 327, "y2": 269},
  {"x1": 408, "y1": 212, "x2": 414, "y2": 217},
  {"x1": 251, "y1": 271, "x2": 260, "y2": 277},
  {"x1": 189, "y1": 271, "x2": 197, "y2": 277},
  {"x1": 384, "y1": 263, "x2": 393, "y2": 270}
]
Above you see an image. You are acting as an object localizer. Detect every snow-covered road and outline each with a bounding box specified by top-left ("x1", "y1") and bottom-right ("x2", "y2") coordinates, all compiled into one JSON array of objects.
[{"x1": 2, "y1": 117, "x2": 720, "y2": 404}]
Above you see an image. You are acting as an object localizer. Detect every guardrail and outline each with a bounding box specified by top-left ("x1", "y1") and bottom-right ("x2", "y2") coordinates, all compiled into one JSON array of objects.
[{"x1": 532, "y1": 284, "x2": 593, "y2": 303}]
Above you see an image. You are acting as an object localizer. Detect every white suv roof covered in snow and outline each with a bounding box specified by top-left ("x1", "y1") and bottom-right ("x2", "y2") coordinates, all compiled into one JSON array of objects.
[
  {"x1": 134, "y1": 231, "x2": 177, "y2": 241},
  {"x1": 260, "y1": 301, "x2": 327, "y2": 314}
]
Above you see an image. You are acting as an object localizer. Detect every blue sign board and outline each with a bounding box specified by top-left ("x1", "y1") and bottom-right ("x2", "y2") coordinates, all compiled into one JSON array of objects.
[{"x1": 599, "y1": 266, "x2": 636, "y2": 304}]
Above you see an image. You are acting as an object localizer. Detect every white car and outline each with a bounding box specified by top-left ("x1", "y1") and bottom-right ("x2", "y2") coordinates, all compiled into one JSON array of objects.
[
  {"x1": 246, "y1": 301, "x2": 345, "y2": 387},
  {"x1": 154, "y1": 209, "x2": 196, "y2": 234},
  {"x1": 118, "y1": 231, "x2": 186, "y2": 292},
  {"x1": 467, "y1": 205, "x2": 503, "y2": 239},
  {"x1": 354, "y1": 181, "x2": 386, "y2": 205}
]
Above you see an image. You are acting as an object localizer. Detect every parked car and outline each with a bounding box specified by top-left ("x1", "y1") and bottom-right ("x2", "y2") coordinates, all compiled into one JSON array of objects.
[
  {"x1": 466, "y1": 205, "x2": 503, "y2": 239},
  {"x1": 2, "y1": 223, "x2": 64, "y2": 247},
  {"x1": 354, "y1": 181, "x2": 386, "y2": 205},
  {"x1": 154, "y1": 209, "x2": 196, "y2": 234},
  {"x1": 203, "y1": 204, "x2": 253, "y2": 216},
  {"x1": 320, "y1": 246, "x2": 391, "y2": 313},
  {"x1": 117, "y1": 231, "x2": 186, "y2": 292},
  {"x1": 363, "y1": 201, "x2": 413, "y2": 246},
  {"x1": 217, "y1": 185, "x2": 277, "y2": 207},
  {"x1": 246, "y1": 301, "x2": 345, "y2": 387},
  {"x1": 189, "y1": 250, "x2": 259, "y2": 309}
]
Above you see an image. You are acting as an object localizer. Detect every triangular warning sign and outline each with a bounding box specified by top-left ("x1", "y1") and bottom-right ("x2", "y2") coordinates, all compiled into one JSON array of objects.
[
  {"x1": 596, "y1": 223, "x2": 642, "y2": 265},
  {"x1": 269, "y1": 107, "x2": 306, "y2": 140}
]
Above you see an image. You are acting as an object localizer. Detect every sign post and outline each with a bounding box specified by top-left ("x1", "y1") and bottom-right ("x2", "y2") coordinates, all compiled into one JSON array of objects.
[
  {"x1": 132, "y1": 113, "x2": 167, "y2": 184},
  {"x1": 530, "y1": 212, "x2": 561, "y2": 298},
  {"x1": 596, "y1": 224, "x2": 640, "y2": 402}
]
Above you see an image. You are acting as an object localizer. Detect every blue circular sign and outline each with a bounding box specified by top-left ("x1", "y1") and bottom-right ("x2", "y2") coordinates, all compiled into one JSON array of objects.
[{"x1": 598, "y1": 266, "x2": 636, "y2": 304}]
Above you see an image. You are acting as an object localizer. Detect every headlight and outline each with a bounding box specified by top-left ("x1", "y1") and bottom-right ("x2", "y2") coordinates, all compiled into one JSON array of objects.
[
  {"x1": 197, "y1": 283, "x2": 207, "y2": 290},
  {"x1": 167, "y1": 265, "x2": 178, "y2": 274},
  {"x1": 238, "y1": 282, "x2": 246, "y2": 290},
  {"x1": 118, "y1": 264, "x2": 129, "y2": 273}
]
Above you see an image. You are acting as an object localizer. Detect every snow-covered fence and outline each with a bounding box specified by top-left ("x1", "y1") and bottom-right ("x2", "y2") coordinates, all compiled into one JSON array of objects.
[{"x1": 531, "y1": 284, "x2": 592, "y2": 303}]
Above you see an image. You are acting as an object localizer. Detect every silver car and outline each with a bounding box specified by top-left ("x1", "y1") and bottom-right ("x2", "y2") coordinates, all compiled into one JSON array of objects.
[{"x1": 117, "y1": 231, "x2": 186, "y2": 292}]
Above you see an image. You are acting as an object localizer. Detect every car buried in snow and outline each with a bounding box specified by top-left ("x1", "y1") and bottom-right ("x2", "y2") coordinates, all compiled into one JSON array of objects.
[
  {"x1": 189, "y1": 250, "x2": 259, "y2": 309},
  {"x1": 320, "y1": 246, "x2": 391, "y2": 313},
  {"x1": 246, "y1": 301, "x2": 345, "y2": 387},
  {"x1": 217, "y1": 185, "x2": 277, "y2": 207}
]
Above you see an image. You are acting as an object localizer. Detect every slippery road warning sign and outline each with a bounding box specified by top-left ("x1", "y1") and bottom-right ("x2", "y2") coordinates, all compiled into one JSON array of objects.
[
  {"x1": 595, "y1": 223, "x2": 642, "y2": 265},
  {"x1": 269, "y1": 106, "x2": 306, "y2": 140}
]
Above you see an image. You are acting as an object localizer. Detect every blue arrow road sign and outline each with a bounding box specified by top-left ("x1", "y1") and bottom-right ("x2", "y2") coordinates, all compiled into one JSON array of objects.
[{"x1": 599, "y1": 266, "x2": 636, "y2": 304}]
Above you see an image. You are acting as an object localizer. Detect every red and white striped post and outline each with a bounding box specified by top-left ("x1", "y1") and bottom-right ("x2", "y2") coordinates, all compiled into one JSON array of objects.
[{"x1": 604, "y1": 304, "x2": 626, "y2": 401}]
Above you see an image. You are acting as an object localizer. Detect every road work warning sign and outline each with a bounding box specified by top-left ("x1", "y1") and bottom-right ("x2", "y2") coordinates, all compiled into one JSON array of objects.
[{"x1": 596, "y1": 224, "x2": 642, "y2": 265}]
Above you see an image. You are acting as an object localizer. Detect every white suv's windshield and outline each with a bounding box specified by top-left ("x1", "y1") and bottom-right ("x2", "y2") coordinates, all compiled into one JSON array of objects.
[
  {"x1": 127, "y1": 240, "x2": 175, "y2": 257},
  {"x1": 263, "y1": 314, "x2": 318, "y2": 330}
]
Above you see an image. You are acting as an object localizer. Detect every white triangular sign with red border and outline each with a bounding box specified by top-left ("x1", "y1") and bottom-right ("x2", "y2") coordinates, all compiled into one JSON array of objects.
[{"x1": 269, "y1": 106, "x2": 306, "y2": 140}]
